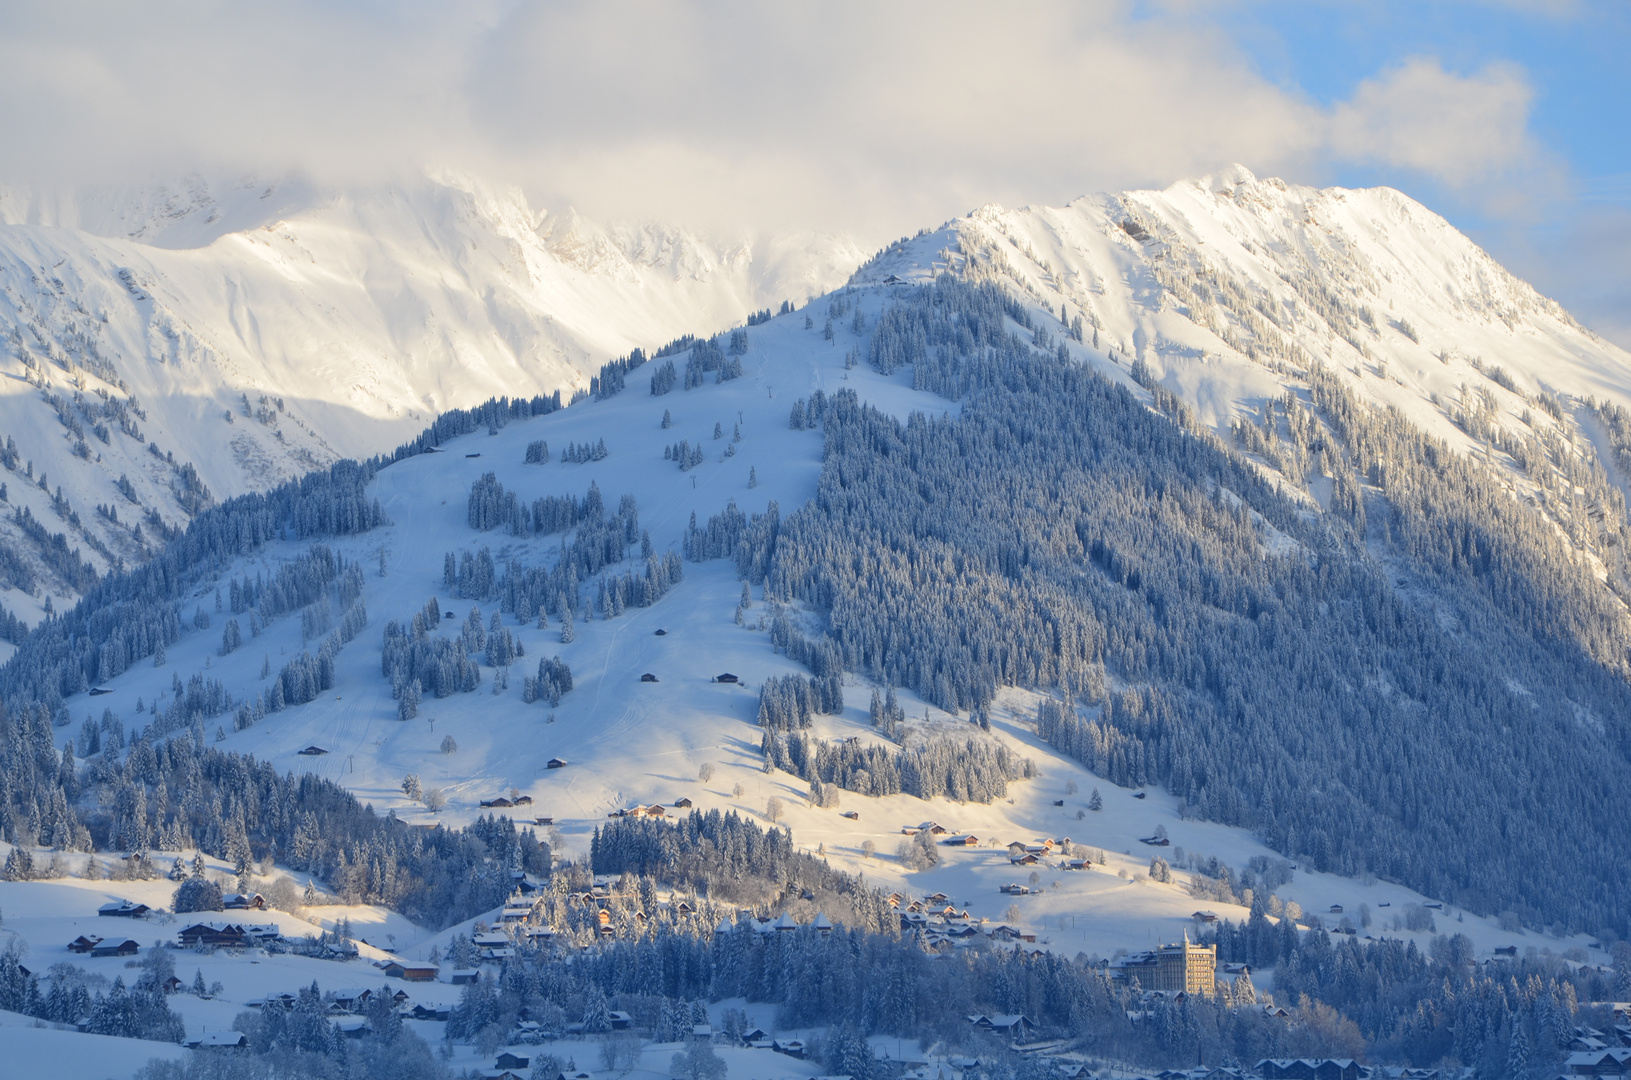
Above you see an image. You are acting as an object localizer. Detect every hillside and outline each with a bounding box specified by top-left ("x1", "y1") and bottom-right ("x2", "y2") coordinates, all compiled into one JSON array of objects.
[
  {"x1": 0, "y1": 170, "x2": 1629, "y2": 1077},
  {"x1": 0, "y1": 172, "x2": 864, "y2": 620}
]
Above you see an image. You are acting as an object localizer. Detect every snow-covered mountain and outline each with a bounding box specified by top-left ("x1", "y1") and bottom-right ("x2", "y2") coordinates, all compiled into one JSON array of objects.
[
  {"x1": 870, "y1": 162, "x2": 1631, "y2": 448},
  {"x1": 3, "y1": 166, "x2": 1630, "y2": 1077},
  {"x1": 0, "y1": 172, "x2": 865, "y2": 617}
]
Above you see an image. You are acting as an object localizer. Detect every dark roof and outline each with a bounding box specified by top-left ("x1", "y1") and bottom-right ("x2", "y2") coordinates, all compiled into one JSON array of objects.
[{"x1": 298, "y1": 746, "x2": 328, "y2": 756}]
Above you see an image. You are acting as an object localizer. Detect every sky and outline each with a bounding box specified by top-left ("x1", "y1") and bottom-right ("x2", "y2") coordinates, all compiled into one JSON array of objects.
[{"x1": 0, "y1": 0, "x2": 1626, "y2": 344}]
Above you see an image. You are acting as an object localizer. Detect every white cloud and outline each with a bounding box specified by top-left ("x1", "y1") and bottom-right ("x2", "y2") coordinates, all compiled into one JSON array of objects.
[
  {"x1": 0, "y1": 1, "x2": 1565, "y2": 241},
  {"x1": 1329, "y1": 57, "x2": 1543, "y2": 191}
]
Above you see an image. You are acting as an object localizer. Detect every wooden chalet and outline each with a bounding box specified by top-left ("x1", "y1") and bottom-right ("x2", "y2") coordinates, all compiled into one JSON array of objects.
[
  {"x1": 1566, "y1": 1049, "x2": 1631, "y2": 1077},
  {"x1": 297, "y1": 746, "x2": 328, "y2": 756},
  {"x1": 186, "y1": 1032, "x2": 248, "y2": 1049},
  {"x1": 223, "y1": 892, "x2": 266, "y2": 910},
  {"x1": 98, "y1": 899, "x2": 150, "y2": 918},
  {"x1": 68, "y1": 935, "x2": 103, "y2": 953},
  {"x1": 968, "y1": 1014, "x2": 1037, "y2": 1039},
  {"x1": 90, "y1": 939, "x2": 141, "y2": 957},
  {"x1": 177, "y1": 923, "x2": 250, "y2": 948},
  {"x1": 382, "y1": 961, "x2": 438, "y2": 982},
  {"x1": 546, "y1": 758, "x2": 568, "y2": 769},
  {"x1": 714, "y1": 673, "x2": 740, "y2": 684}
]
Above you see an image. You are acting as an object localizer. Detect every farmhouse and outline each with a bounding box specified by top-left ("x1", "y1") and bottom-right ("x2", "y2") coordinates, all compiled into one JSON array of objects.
[
  {"x1": 177, "y1": 923, "x2": 252, "y2": 948},
  {"x1": 186, "y1": 1032, "x2": 249, "y2": 1049},
  {"x1": 383, "y1": 961, "x2": 438, "y2": 982},
  {"x1": 1567, "y1": 1049, "x2": 1631, "y2": 1078},
  {"x1": 98, "y1": 899, "x2": 150, "y2": 918}
]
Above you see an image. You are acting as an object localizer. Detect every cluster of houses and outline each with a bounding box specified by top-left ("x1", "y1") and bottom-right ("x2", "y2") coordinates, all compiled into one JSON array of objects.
[
  {"x1": 1560, "y1": 1014, "x2": 1631, "y2": 1078},
  {"x1": 67, "y1": 934, "x2": 141, "y2": 958},
  {"x1": 175, "y1": 921, "x2": 282, "y2": 949},
  {"x1": 479, "y1": 794, "x2": 535, "y2": 809},
  {"x1": 180, "y1": 985, "x2": 454, "y2": 1048},
  {"x1": 474, "y1": 1051, "x2": 596, "y2": 1080},
  {"x1": 898, "y1": 824, "x2": 1092, "y2": 870},
  {"x1": 1027, "y1": 1047, "x2": 1629, "y2": 1080},
  {"x1": 1567, "y1": 1048, "x2": 1631, "y2": 1078},
  {"x1": 82, "y1": 902, "x2": 360, "y2": 960},
  {"x1": 884, "y1": 890, "x2": 1042, "y2": 953},
  {"x1": 608, "y1": 796, "x2": 694, "y2": 819}
]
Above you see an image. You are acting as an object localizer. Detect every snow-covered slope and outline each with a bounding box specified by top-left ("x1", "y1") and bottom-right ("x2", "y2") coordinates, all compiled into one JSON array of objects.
[
  {"x1": 21, "y1": 284, "x2": 1608, "y2": 966},
  {"x1": 5, "y1": 178, "x2": 1629, "y2": 1074},
  {"x1": 0, "y1": 172, "x2": 864, "y2": 614},
  {"x1": 864, "y1": 163, "x2": 1631, "y2": 486}
]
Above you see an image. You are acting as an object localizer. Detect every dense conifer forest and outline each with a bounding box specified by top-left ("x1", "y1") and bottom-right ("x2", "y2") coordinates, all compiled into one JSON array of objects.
[{"x1": 755, "y1": 279, "x2": 1631, "y2": 939}]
